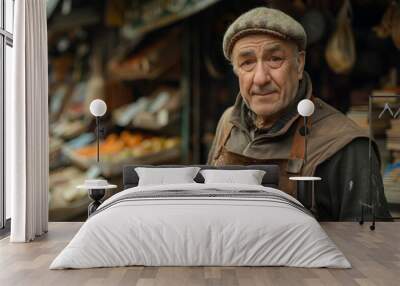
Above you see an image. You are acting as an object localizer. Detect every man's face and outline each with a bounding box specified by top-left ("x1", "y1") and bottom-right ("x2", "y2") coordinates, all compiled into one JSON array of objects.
[{"x1": 231, "y1": 34, "x2": 305, "y2": 119}]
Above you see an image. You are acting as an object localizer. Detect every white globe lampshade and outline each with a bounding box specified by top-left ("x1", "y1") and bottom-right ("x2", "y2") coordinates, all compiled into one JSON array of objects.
[
  {"x1": 90, "y1": 99, "x2": 107, "y2": 117},
  {"x1": 297, "y1": 99, "x2": 315, "y2": 117}
]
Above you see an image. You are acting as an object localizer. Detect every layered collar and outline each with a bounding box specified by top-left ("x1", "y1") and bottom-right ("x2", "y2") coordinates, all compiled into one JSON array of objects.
[{"x1": 230, "y1": 71, "x2": 313, "y2": 138}]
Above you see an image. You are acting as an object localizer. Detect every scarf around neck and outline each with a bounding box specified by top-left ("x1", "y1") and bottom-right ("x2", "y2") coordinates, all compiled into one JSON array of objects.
[{"x1": 230, "y1": 71, "x2": 313, "y2": 138}]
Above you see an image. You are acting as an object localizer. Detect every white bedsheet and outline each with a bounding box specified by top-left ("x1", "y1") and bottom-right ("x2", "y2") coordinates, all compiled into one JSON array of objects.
[{"x1": 50, "y1": 183, "x2": 351, "y2": 269}]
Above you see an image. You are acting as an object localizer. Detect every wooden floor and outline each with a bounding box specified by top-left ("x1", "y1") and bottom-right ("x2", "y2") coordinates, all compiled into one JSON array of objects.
[{"x1": 0, "y1": 222, "x2": 399, "y2": 286}]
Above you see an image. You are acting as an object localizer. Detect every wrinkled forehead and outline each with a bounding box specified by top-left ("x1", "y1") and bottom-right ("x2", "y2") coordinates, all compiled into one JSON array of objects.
[{"x1": 231, "y1": 34, "x2": 296, "y2": 61}]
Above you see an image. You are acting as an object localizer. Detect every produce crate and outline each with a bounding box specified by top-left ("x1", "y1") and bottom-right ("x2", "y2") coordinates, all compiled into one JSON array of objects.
[{"x1": 63, "y1": 145, "x2": 181, "y2": 177}]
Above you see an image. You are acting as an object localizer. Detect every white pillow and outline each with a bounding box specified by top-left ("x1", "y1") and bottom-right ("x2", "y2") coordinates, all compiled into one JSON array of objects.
[
  {"x1": 135, "y1": 167, "x2": 201, "y2": 186},
  {"x1": 200, "y1": 169, "x2": 266, "y2": 185}
]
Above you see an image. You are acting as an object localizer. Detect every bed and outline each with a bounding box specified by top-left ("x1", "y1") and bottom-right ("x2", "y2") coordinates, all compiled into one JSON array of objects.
[{"x1": 50, "y1": 165, "x2": 351, "y2": 269}]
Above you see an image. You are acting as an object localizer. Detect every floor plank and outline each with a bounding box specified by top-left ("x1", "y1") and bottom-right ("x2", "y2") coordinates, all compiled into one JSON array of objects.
[{"x1": 0, "y1": 222, "x2": 399, "y2": 286}]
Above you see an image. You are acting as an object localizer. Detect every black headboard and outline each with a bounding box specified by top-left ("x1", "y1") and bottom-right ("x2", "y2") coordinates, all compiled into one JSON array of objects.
[{"x1": 123, "y1": 165, "x2": 280, "y2": 189}]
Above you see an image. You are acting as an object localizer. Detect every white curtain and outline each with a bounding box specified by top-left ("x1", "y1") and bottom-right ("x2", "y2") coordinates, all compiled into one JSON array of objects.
[{"x1": 8, "y1": 0, "x2": 49, "y2": 242}]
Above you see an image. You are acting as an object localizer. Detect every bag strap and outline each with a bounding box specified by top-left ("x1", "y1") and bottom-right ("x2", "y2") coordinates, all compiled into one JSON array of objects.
[{"x1": 213, "y1": 108, "x2": 234, "y2": 161}]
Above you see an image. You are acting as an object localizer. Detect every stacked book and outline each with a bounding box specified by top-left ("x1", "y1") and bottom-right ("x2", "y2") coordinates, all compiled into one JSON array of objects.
[
  {"x1": 346, "y1": 105, "x2": 389, "y2": 135},
  {"x1": 383, "y1": 160, "x2": 400, "y2": 204},
  {"x1": 347, "y1": 90, "x2": 400, "y2": 136},
  {"x1": 372, "y1": 90, "x2": 400, "y2": 107},
  {"x1": 386, "y1": 119, "x2": 400, "y2": 151}
]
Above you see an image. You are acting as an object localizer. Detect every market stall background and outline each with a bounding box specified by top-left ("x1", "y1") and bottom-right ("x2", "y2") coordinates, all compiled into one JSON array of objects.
[{"x1": 46, "y1": 0, "x2": 400, "y2": 221}]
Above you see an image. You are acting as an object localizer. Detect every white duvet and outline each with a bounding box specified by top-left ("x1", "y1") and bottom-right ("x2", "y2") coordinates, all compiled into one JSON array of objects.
[{"x1": 50, "y1": 183, "x2": 351, "y2": 269}]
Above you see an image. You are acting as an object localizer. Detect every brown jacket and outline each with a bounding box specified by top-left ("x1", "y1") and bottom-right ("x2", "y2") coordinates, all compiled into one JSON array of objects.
[
  {"x1": 208, "y1": 95, "x2": 371, "y2": 167},
  {"x1": 207, "y1": 75, "x2": 372, "y2": 194}
]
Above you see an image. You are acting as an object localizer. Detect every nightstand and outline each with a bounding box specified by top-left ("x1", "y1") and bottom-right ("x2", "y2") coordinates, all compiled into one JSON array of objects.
[
  {"x1": 77, "y1": 182, "x2": 117, "y2": 217},
  {"x1": 289, "y1": 176, "x2": 321, "y2": 215}
]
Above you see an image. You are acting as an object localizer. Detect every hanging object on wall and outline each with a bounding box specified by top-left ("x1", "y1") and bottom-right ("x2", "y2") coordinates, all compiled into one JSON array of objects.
[
  {"x1": 373, "y1": 1, "x2": 400, "y2": 49},
  {"x1": 325, "y1": 0, "x2": 356, "y2": 74},
  {"x1": 373, "y1": 1, "x2": 396, "y2": 38},
  {"x1": 391, "y1": 2, "x2": 400, "y2": 49}
]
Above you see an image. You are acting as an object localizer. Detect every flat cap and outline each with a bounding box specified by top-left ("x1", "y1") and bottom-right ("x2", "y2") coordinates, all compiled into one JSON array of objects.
[{"x1": 223, "y1": 7, "x2": 307, "y2": 60}]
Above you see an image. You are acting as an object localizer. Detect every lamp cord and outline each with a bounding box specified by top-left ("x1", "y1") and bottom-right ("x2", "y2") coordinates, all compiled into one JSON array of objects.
[
  {"x1": 304, "y1": 116, "x2": 307, "y2": 165},
  {"x1": 96, "y1": 116, "x2": 100, "y2": 163}
]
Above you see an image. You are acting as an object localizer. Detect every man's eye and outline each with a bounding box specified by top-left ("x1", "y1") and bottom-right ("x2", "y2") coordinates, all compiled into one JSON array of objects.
[
  {"x1": 240, "y1": 60, "x2": 256, "y2": 71},
  {"x1": 241, "y1": 60, "x2": 254, "y2": 67},
  {"x1": 270, "y1": 56, "x2": 283, "y2": 62}
]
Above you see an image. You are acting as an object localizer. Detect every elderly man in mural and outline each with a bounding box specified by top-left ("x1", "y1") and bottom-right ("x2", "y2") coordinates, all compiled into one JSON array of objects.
[{"x1": 207, "y1": 7, "x2": 391, "y2": 221}]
